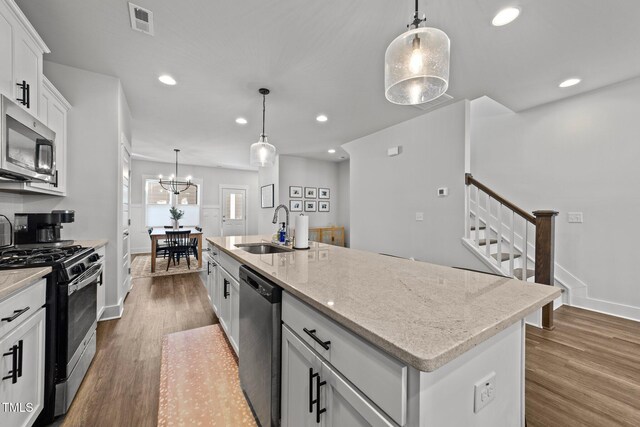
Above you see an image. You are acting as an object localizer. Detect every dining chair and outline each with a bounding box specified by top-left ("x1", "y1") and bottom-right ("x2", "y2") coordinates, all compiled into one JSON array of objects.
[
  {"x1": 148, "y1": 228, "x2": 168, "y2": 258},
  {"x1": 189, "y1": 226, "x2": 203, "y2": 260},
  {"x1": 164, "y1": 230, "x2": 192, "y2": 271}
]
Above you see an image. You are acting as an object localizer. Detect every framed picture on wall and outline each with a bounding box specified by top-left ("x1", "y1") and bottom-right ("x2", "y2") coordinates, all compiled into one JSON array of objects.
[
  {"x1": 261, "y1": 184, "x2": 274, "y2": 208},
  {"x1": 289, "y1": 186, "x2": 302, "y2": 198},
  {"x1": 318, "y1": 188, "x2": 330, "y2": 199},
  {"x1": 319, "y1": 201, "x2": 330, "y2": 212},
  {"x1": 290, "y1": 200, "x2": 303, "y2": 212},
  {"x1": 304, "y1": 187, "x2": 317, "y2": 198},
  {"x1": 304, "y1": 200, "x2": 317, "y2": 212}
]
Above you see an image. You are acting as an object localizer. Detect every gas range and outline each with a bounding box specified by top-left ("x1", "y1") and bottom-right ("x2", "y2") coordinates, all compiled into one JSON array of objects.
[{"x1": 0, "y1": 245, "x2": 98, "y2": 282}]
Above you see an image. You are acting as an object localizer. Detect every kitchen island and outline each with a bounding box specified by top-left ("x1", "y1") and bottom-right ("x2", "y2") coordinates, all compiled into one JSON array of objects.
[{"x1": 206, "y1": 235, "x2": 560, "y2": 426}]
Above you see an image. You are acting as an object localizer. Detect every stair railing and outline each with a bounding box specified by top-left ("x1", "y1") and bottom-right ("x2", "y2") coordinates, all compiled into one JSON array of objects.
[{"x1": 465, "y1": 173, "x2": 558, "y2": 330}]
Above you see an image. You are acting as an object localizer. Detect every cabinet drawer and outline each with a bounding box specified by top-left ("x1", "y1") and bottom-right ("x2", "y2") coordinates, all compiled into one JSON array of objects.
[
  {"x1": 0, "y1": 279, "x2": 46, "y2": 339},
  {"x1": 282, "y1": 292, "x2": 407, "y2": 426},
  {"x1": 209, "y1": 243, "x2": 220, "y2": 263},
  {"x1": 218, "y1": 250, "x2": 241, "y2": 281}
]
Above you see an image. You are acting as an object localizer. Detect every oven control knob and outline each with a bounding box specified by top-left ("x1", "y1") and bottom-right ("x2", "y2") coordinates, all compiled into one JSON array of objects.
[
  {"x1": 89, "y1": 254, "x2": 100, "y2": 263},
  {"x1": 71, "y1": 265, "x2": 84, "y2": 275}
]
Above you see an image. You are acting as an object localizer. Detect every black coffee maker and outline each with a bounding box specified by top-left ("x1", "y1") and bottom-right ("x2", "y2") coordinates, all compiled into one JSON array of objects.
[{"x1": 14, "y1": 210, "x2": 75, "y2": 248}]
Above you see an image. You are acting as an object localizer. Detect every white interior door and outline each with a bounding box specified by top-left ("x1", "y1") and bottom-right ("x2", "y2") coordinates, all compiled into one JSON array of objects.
[
  {"x1": 221, "y1": 187, "x2": 247, "y2": 236},
  {"x1": 121, "y1": 143, "x2": 131, "y2": 292}
]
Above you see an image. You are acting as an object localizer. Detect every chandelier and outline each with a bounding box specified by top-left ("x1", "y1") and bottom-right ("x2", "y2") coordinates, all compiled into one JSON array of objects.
[
  {"x1": 384, "y1": 0, "x2": 450, "y2": 105},
  {"x1": 159, "y1": 149, "x2": 192, "y2": 195}
]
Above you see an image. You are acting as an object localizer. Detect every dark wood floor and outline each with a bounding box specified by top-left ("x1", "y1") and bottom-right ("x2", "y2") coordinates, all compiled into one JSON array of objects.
[
  {"x1": 526, "y1": 306, "x2": 640, "y2": 427},
  {"x1": 59, "y1": 273, "x2": 639, "y2": 427},
  {"x1": 60, "y1": 273, "x2": 216, "y2": 427}
]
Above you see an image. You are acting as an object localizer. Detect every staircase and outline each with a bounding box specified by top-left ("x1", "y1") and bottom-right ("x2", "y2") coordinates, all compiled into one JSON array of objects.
[{"x1": 462, "y1": 174, "x2": 561, "y2": 330}]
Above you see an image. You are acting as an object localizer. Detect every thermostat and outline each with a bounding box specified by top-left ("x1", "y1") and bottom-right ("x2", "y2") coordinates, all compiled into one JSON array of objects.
[{"x1": 437, "y1": 187, "x2": 449, "y2": 197}]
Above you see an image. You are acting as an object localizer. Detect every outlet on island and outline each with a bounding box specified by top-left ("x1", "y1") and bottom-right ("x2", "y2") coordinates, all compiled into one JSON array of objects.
[{"x1": 474, "y1": 372, "x2": 496, "y2": 413}]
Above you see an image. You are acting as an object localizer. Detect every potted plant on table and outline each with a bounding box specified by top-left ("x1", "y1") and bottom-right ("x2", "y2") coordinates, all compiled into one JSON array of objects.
[{"x1": 169, "y1": 206, "x2": 185, "y2": 230}]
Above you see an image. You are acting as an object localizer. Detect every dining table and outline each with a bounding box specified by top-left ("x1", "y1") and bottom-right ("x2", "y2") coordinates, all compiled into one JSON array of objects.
[{"x1": 149, "y1": 227, "x2": 203, "y2": 273}]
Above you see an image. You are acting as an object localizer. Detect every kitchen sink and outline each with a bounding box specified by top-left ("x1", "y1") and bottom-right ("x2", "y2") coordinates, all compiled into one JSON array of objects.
[{"x1": 235, "y1": 243, "x2": 294, "y2": 254}]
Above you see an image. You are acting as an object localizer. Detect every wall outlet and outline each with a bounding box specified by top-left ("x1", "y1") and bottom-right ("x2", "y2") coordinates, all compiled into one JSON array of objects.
[
  {"x1": 567, "y1": 212, "x2": 583, "y2": 223},
  {"x1": 474, "y1": 372, "x2": 496, "y2": 413},
  {"x1": 415, "y1": 212, "x2": 424, "y2": 221},
  {"x1": 437, "y1": 187, "x2": 448, "y2": 197}
]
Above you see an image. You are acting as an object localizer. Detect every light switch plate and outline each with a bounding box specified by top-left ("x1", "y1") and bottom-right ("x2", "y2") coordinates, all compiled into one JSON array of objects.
[
  {"x1": 474, "y1": 372, "x2": 496, "y2": 413},
  {"x1": 415, "y1": 212, "x2": 424, "y2": 221},
  {"x1": 567, "y1": 212, "x2": 583, "y2": 223}
]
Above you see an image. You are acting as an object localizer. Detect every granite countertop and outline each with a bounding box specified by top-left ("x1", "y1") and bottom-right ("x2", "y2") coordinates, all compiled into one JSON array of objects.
[
  {"x1": 207, "y1": 235, "x2": 561, "y2": 372},
  {"x1": 73, "y1": 239, "x2": 108, "y2": 249},
  {"x1": 0, "y1": 267, "x2": 51, "y2": 302}
]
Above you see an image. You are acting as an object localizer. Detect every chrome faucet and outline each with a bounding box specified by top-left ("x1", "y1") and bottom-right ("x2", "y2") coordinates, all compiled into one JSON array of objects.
[{"x1": 272, "y1": 204, "x2": 290, "y2": 243}]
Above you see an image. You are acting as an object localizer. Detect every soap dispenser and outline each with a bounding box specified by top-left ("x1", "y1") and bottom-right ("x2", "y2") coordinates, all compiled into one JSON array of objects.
[{"x1": 278, "y1": 222, "x2": 286, "y2": 243}]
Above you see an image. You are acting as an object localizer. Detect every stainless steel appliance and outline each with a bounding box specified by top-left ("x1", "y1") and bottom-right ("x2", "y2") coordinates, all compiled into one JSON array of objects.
[
  {"x1": 0, "y1": 244, "x2": 102, "y2": 425},
  {"x1": 0, "y1": 94, "x2": 56, "y2": 182},
  {"x1": 14, "y1": 210, "x2": 75, "y2": 248},
  {"x1": 239, "y1": 265, "x2": 282, "y2": 427}
]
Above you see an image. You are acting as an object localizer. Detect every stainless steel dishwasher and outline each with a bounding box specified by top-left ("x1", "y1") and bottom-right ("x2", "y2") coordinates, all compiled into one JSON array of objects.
[{"x1": 239, "y1": 265, "x2": 282, "y2": 427}]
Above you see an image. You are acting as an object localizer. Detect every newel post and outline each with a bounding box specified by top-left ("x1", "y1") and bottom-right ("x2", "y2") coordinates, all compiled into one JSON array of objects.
[{"x1": 533, "y1": 210, "x2": 559, "y2": 330}]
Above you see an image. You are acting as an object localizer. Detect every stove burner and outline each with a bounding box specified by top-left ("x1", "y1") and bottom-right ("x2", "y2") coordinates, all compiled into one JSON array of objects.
[{"x1": 0, "y1": 245, "x2": 86, "y2": 268}]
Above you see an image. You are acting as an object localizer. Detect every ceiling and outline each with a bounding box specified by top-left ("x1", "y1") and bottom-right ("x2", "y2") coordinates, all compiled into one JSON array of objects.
[{"x1": 16, "y1": 0, "x2": 640, "y2": 169}]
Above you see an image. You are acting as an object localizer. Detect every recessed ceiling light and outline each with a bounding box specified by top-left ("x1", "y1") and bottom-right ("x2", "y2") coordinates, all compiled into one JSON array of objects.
[
  {"x1": 492, "y1": 7, "x2": 520, "y2": 26},
  {"x1": 328, "y1": 149, "x2": 336, "y2": 154},
  {"x1": 158, "y1": 74, "x2": 176, "y2": 85},
  {"x1": 235, "y1": 117, "x2": 248, "y2": 125},
  {"x1": 316, "y1": 114, "x2": 328, "y2": 122},
  {"x1": 559, "y1": 78, "x2": 581, "y2": 88}
]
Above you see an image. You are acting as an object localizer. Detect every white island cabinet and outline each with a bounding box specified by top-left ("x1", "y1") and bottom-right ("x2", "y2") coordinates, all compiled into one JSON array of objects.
[
  {"x1": 0, "y1": 278, "x2": 47, "y2": 427},
  {"x1": 209, "y1": 244, "x2": 240, "y2": 355}
]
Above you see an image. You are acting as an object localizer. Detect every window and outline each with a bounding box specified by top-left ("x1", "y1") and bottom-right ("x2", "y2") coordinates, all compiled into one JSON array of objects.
[
  {"x1": 225, "y1": 192, "x2": 244, "y2": 220},
  {"x1": 145, "y1": 178, "x2": 201, "y2": 226}
]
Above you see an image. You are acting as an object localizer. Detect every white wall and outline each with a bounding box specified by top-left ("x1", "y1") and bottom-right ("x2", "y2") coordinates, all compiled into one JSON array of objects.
[
  {"x1": 258, "y1": 156, "x2": 279, "y2": 235},
  {"x1": 22, "y1": 61, "x2": 124, "y2": 316},
  {"x1": 278, "y1": 155, "x2": 341, "y2": 228},
  {"x1": 343, "y1": 100, "x2": 488, "y2": 271},
  {"x1": 337, "y1": 160, "x2": 350, "y2": 247},
  {"x1": 471, "y1": 76, "x2": 640, "y2": 320},
  {"x1": 130, "y1": 159, "x2": 259, "y2": 253}
]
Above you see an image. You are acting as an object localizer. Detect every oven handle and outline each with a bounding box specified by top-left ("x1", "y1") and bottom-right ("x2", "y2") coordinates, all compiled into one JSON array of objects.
[{"x1": 68, "y1": 262, "x2": 104, "y2": 296}]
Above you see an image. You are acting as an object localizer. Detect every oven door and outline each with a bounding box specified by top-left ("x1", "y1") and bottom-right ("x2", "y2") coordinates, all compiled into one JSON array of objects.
[
  {"x1": 0, "y1": 94, "x2": 56, "y2": 182},
  {"x1": 57, "y1": 261, "x2": 102, "y2": 380}
]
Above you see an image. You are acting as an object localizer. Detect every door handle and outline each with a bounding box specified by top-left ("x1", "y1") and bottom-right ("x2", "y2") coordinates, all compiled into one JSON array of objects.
[
  {"x1": 314, "y1": 371, "x2": 327, "y2": 423},
  {"x1": 223, "y1": 278, "x2": 229, "y2": 298},
  {"x1": 2, "y1": 340, "x2": 22, "y2": 384},
  {"x1": 1, "y1": 307, "x2": 30, "y2": 323}
]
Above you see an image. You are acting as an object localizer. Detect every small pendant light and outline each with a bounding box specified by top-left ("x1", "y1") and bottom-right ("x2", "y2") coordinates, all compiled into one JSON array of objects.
[
  {"x1": 385, "y1": 0, "x2": 450, "y2": 105},
  {"x1": 250, "y1": 88, "x2": 277, "y2": 167}
]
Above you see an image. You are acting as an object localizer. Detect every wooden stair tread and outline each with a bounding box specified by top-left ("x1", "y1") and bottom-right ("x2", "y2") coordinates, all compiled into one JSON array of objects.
[
  {"x1": 492, "y1": 252, "x2": 521, "y2": 262},
  {"x1": 478, "y1": 238, "x2": 498, "y2": 246},
  {"x1": 513, "y1": 268, "x2": 535, "y2": 279},
  {"x1": 158, "y1": 325, "x2": 256, "y2": 426}
]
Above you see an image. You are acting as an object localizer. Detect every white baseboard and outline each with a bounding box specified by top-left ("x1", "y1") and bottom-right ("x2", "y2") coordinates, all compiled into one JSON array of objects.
[
  {"x1": 571, "y1": 296, "x2": 640, "y2": 322},
  {"x1": 100, "y1": 297, "x2": 124, "y2": 321}
]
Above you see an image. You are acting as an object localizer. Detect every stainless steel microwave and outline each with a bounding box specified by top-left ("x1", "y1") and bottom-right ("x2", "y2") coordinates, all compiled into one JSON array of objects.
[{"x1": 0, "y1": 94, "x2": 56, "y2": 182}]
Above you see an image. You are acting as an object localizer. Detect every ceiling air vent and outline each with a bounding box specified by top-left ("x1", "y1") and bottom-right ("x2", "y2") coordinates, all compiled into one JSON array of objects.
[
  {"x1": 412, "y1": 93, "x2": 454, "y2": 112},
  {"x1": 128, "y1": 3, "x2": 154, "y2": 35}
]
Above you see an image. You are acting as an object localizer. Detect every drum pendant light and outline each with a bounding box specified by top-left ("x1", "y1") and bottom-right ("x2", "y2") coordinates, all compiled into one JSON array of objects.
[
  {"x1": 249, "y1": 88, "x2": 277, "y2": 167},
  {"x1": 385, "y1": 0, "x2": 450, "y2": 105}
]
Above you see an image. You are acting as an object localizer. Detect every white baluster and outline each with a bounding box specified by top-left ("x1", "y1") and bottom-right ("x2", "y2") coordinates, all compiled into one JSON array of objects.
[
  {"x1": 485, "y1": 195, "x2": 492, "y2": 261},
  {"x1": 509, "y1": 211, "x2": 515, "y2": 276},
  {"x1": 497, "y1": 203, "x2": 503, "y2": 273},
  {"x1": 474, "y1": 188, "x2": 480, "y2": 248},
  {"x1": 465, "y1": 184, "x2": 470, "y2": 239},
  {"x1": 521, "y1": 220, "x2": 528, "y2": 281}
]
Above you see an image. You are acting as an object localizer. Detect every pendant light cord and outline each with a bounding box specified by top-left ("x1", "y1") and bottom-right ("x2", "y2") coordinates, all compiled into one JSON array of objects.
[
  {"x1": 409, "y1": 0, "x2": 425, "y2": 28},
  {"x1": 262, "y1": 93, "x2": 266, "y2": 136}
]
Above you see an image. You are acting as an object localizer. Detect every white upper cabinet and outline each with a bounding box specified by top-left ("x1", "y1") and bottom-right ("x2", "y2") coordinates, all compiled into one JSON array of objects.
[{"x1": 0, "y1": 0, "x2": 69, "y2": 196}]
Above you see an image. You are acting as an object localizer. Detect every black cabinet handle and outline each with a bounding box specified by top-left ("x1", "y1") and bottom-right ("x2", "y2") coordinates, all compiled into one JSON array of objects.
[
  {"x1": 314, "y1": 371, "x2": 327, "y2": 423},
  {"x1": 207, "y1": 261, "x2": 210, "y2": 275},
  {"x1": 16, "y1": 80, "x2": 30, "y2": 108},
  {"x1": 53, "y1": 170, "x2": 59, "y2": 188},
  {"x1": 1, "y1": 306, "x2": 30, "y2": 323},
  {"x1": 308, "y1": 368, "x2": 317, "y2": 413},
  {"x1": 223, "y1": 278, "x2": 229, "y2": 298},
  {"x1": 303, "y1": 328, "x2": 331, "y2": 350},
  {"x1": 2, "y1": 340, "x2": 22, "y2": 384}
]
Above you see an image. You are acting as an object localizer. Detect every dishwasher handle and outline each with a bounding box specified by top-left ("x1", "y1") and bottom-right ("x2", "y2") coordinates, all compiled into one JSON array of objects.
[{"x1": 239, "y1": 265, "x2": 282, "y2": 303}]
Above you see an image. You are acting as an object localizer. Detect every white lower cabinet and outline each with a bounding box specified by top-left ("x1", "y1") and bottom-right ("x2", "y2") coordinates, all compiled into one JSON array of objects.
[
  {"x1": 281, "y1": 325, "x2": 394, "y2": 427},
  {"x1": 218, "y1": 266, "x2": 239, "y2": 354},
  {"x1": 0, "y1": 307, "x2": 45, "y2": 427}
]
